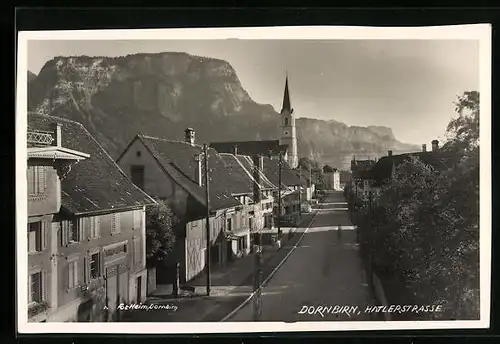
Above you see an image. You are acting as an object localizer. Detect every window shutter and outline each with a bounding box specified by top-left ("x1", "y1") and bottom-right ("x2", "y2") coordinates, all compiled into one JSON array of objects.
[
  {"x1": 95, "y1": 217, "x2": 101, "y2": 237},
  {"x1": 28, "y1": 229, "x2": 36, "y2": 253},
  {"x1": 38, "y1": 166, "x2": 46, "y2": 194},
  {"x1": 33, "y1": 167, "x2": 39, "y2": 195},
  {"x1": 41, "y1": 222, "x2": 47, "y2": 250},
  {"x1": 79, "y1": 218, "x2": 86, "y2": 240},
  {"x1": 68, "y1": 262, "x2": 74, "y2": 289},
  {"x1": 74, "y1": 260, "x2": 79, "y2": 286},
  {"x1": 83, "y1": 256, "x2": 88, "y2": 283},
  {"x1": 100, "y1": 252, "x2": 104, "y2": 277},
  {"x1": 42, "y1": 271, "x2": 48, "y2": 303}
]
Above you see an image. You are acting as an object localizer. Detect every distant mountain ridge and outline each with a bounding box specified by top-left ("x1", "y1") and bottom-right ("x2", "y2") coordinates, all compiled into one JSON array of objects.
[{"x1": 27, "y1": 52, "x2": 419, "y2": 170}]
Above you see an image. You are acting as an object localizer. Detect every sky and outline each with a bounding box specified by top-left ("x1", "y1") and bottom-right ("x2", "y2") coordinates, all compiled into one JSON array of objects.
[{"x1": 27, "y1": 39, "x2": 479, "y2": 145}]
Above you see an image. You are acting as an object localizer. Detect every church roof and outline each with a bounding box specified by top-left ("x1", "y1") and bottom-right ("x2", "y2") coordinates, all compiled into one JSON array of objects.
[
  {"x1": 209, "y1": 140, "x2": 288, "y2": 157},
  {"x1": 281, "y1": 74, "x2": 293, "y2": 113}
]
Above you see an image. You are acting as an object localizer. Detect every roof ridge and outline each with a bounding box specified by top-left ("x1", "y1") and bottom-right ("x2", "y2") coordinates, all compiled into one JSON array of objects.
[
  {"x1": 138, "y1": 134, "x2": 210, "y2": 149},
  {"x1": 78, "y1": 122, "x2": 157, "y2": 204}
]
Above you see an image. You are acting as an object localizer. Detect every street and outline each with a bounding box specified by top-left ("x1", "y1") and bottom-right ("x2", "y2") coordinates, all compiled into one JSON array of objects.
[{"x1": 226, "y1": 190, "x2": 376, "y2": 322}]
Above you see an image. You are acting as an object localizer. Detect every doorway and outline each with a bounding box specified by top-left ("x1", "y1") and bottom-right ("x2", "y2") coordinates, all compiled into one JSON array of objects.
[{"x1": 136, "y1": 276, "x2": 142, "y2": 303}]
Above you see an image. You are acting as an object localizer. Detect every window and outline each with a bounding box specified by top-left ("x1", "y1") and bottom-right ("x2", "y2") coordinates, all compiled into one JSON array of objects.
[
  {"x1": 68, "y1": 260, "x2": 79, "y2": 289},
  {"x1": 284, "y1": 117, "x2": 289, "y2": 126},
  {"x1": 226, "y1": 218, "x2": 232, "y2": 231},
  {"x1": 28, "y1": 222, "x2": 44, "y2": 253},
  {"x1": 61, "y1": 220, "x2": 81, "y2": 246},
  {"x1": 29, "y1": 271, "x2": 42, "y2": 304},
  {"x1": 89, "y1": 217, "x2": 100, "y2": 238},
  {"x1": 131, "y1": 165, "x2": 145, "y2": 190},
  {"x1": 111, "y1": 214, "x2": 121, "y2": 234},
  {"x1": 89, "y1": 253, "x2": 100, "y2": 280},
  {"x1": 27, "y1": 166, "x2": 47, "y2": 195},
  {"x1": 249, "y1": 217, "x2": 253, "y2": 231}
]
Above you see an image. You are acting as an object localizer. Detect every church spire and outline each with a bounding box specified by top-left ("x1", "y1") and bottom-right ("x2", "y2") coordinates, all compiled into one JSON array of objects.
[{"x1": 281, "y1": 72, "x2": 293, "y2": 114}]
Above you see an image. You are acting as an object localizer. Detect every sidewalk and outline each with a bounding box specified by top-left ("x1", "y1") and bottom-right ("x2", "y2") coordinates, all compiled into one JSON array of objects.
[{"x1": 121, "y1": 212, "x2": 317, "y2": 322}]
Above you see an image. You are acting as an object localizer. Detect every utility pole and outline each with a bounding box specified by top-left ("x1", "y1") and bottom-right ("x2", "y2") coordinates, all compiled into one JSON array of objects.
[
  {"x1": 298, "y1": 168, "x2": 302, "y2": 219},
  {"x1": 203, "y1": 143, "x2": 211, "y2": 296},
  {"x1": 252, "y1": 154, "x2": 263, "y2": 320},
  {"x1": 368, "y1": 190, "x2": 373, "y2": 287},
  {"x1": 253, "y1": 238, "x2": 263, "y2": 321}
]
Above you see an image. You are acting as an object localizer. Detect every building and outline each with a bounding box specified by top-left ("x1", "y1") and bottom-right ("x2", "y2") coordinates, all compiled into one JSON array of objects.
[
  {"x1": 27, "y1": 113, "x2": 155, "y2": 323},
  {"x1": 261, "y1": 157, "x2": 305, "y2": 219},
  {"x1": 219, "y1": 153, "x2": 276, "y2": 234},
  {"x1": 370, "y1": 142, "x2": 459, "y2": 197},
  {"x1": 323, "y1": 165, "x2": 341, "y2": 191},
  {"x1": 350, "y1": 158, "x2": 377, "y2": 198},
  {"x1": 116, "y1": 129, "x2": 257, "y2": 283},
  {"x1": 210, "y1": 74, "x2": 299, "y2": 169}
]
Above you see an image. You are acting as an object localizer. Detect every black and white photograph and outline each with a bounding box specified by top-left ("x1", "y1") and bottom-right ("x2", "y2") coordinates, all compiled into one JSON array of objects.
[{"x1": 16, "y1": 25, "x2": 491, "y2": 333}]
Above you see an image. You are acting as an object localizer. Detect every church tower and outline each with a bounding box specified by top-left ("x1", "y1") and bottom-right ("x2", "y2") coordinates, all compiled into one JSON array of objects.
[{"x1": 279, "y1": 73, "x2": 298, "y2": 168}]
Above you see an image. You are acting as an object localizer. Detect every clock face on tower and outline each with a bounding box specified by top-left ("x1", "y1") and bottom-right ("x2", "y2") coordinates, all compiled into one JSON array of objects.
[{"x1": 284, "y1": 131, "x2": 289, "y2": 136}]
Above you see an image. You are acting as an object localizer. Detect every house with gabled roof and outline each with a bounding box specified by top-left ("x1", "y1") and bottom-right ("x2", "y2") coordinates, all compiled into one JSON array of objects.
[
  {"x1": 117, "y1": 128, "x2": 254, "y2": 283},
  {"x1": 27, "y1": 113, "x2": 156, "y2": 323},
  {"x1": 370, "y1": 144, "x2": 460, "y2": 197}
]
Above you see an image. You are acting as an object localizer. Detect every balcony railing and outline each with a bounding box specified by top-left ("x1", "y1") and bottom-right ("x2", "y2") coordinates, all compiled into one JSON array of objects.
[{"x1": 27, "y1": 130, "x2": 55, "y2": 146}]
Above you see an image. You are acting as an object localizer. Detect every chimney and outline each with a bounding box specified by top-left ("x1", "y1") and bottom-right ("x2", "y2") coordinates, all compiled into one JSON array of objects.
[
  {"x1": 259, "y1": 155, "x2": 264, "y2": 171},
  {"x1": 388, "y1": 150, "x2": 393, "y2": 157},
  {"x1": 431, "y1": 140, "x2": 439, "y2": 152},
  {"x1": 252, "y1": 154, "x2": 262, "y2": 204},
  {"x1": 422, "y1": 144, "x2": 427, "y2": 152},
  {"x1": 184, "y1": 128, "x2": 195, "y2": 146},
  {"x1": 233, "y1": 145, "x2": 238, "y2": 155},
  {"x1": 52, "y1": 123, "x2": 62, "y2": 147},
  {"x1": 195, "y1": 154, "x2": 203, "y2": 186}
]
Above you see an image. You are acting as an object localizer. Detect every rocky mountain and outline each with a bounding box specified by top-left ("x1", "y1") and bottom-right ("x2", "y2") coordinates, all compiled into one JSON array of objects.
[{"x1": 28, "y1": 52, "x2": 419, "y2": 170}]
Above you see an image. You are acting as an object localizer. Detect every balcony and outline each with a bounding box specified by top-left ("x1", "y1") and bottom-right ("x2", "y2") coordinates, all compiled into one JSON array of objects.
[{"x1": 27, "y1": 130, "x2": 55, "y2": 147}]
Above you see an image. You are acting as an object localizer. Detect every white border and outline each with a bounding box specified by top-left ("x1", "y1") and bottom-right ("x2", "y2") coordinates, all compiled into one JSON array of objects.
[{"x1": 16, "y1": 24, "x2": 492, "y2": 334}]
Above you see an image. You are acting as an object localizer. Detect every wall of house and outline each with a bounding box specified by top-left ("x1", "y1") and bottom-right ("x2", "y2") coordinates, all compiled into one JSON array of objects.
[
  {"x1": 27, "y1": 161, "x2": 61, "y2": 217},
  {"x1": 184, "y1": 209, "x2": 233, "y2": 282},
  {"x1": 28, "y1": 214, "x2": 54, "y2": 322},
  {"x1": 49, "y1": 208, "x2": 145, "y2": 322}
]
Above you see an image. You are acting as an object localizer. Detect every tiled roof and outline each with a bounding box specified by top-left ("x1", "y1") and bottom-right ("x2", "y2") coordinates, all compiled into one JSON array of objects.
[
  {"x1": 137, "y1": 135, "x2": 241, "y2": 211},
  {"x1": 234, "y1": 155, "x2": 276, "y2": 190},
  {"x1": 210, "y1": 140, "x2": 288, "y2": 156},
  {"x1": 28, "y1": 113, "x2": 156, "y2": 215},
  {"x1": 262, "y1": 158, "x2": 304, "y2": 188},
  {"x1": 217, "y1": 154, "x2": 255, "y2": 195},
  {"x1": 371, "y1": 151, "x2": 460, "y2": 184}
]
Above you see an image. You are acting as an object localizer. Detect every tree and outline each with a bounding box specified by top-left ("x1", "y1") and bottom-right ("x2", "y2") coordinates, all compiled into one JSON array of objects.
[
  {"x1": 146, "y1": 198, "x2": 177, "y2": 264},
  {"x1": 298, "y1": 157, "x2": 320, "y2": 171},
  {"x1": 371, "y1": 91, "x2": 480, "y2": 320}
]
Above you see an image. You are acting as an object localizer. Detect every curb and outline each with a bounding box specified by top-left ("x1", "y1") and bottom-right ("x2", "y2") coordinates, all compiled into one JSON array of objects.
[{"x1": 220, "y1": 205, "x2": 322, "y2": 322}]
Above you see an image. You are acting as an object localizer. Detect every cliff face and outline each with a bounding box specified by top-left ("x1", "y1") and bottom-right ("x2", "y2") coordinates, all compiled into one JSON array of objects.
[{"x1": 28, "y1": 52, "x2": 418, "y2": 169}]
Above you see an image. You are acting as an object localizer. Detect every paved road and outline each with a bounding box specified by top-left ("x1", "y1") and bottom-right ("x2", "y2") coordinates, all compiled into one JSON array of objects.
[{"x1": 226, "y1": 191, "x2": 377, "y2": 322}]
